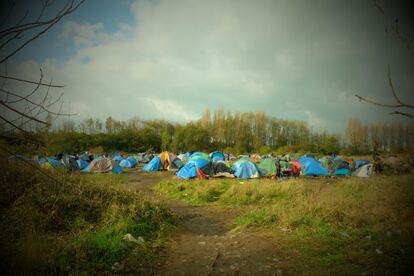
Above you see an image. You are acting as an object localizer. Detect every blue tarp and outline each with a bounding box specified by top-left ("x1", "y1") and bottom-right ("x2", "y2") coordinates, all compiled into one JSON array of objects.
[
  {"x1": 211, "y1": 151, "x2": 225, "y2": 162},
  {"x1": 176, "y1": 162, "x2": 198, "y2": 179},
  {"x1": 77, "y1": 159, "x2": 89, "y2": 170},
  {"x1": 119, "y1": 157, "x2": 137, "y2": 168},
  {"x1": 334, "y1": 168, "x2": 352, "y2": 175},
  {"x1": 142, "y1": 156, "x2": 162, "y2": 171},
  {"x1": 112, "y1": 165, "x2": 123, "y2": 174},
  {"x1": 355, "y1": 160, "x2": 369, "y2": 169},
  {"x1": 232, "y1": 159, "x2": 260, "y2": 179}
]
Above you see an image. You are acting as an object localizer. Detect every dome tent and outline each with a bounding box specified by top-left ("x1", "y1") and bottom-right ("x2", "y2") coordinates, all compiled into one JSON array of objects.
[
  {"x1": 143, "y1": 151, "x2": 180, "y2": 171},
  {"x1": 119, "y1": 157, "x2": 138, "y2": 168},
  {"x1": 82, "y1": 158, "x2": 113, "y2": 173},
  {"x1": 77, "y1": 159, "x2": 89, "y2": 170},
  {"x1": 298, "y1": 155, "x2": 328, "y2": 176},
  {"x1": 232, "y1": 157, "x2": 260, "y2": 179},
  {"x1": 142, "y1": 156, "x2": 162, "y2": 171},
  {"x1": 176, "y1": 152, "x2": 211, "y2": 179},
  {"x1": 353, "y1": 164, "x2": 373, "y2": 177},
  {"x1": 158, "y1": 151, "x2": 179, "y2": 170},
  {"x1": 210, "y1": 151, "x2": 225, "y2": 162},
  {"x1": 355, "y1": 160, "x2": 369, "y2": 169},
  {"x1": 257, "y1": 158, "x2": 277, "y2": 176}
]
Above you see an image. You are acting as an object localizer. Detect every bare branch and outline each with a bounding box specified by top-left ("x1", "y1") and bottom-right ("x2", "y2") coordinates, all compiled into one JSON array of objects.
[
  {"x1": 0, "y1": 74, "x2": 64, "y2": 87},
  {"x1": 0, "y1": 100, "x2": 50, "y2": 125},
  {"x1": 6, "y1": 68, "x2": 44, "y2": 104},
  {"x1": 389, "y1": 111, "x2": 414, "y2": 118},
  {"x1": 355, "y1": 94, "x2": 406, "y2": 108},
  {"x1": 0, "y1": 87, "x2": 76, "y2": 116},
  {"x1": 0, "y1": 113, "x2": 28, "y2": 133},
  {"x1": 0, "y1": 0, "x2": 85, "y2": 63}
]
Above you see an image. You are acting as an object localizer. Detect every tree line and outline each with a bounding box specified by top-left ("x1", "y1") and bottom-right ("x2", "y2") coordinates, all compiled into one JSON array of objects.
[{"x1": 3, "y1": 109, "x2": 412, "y2": 155}]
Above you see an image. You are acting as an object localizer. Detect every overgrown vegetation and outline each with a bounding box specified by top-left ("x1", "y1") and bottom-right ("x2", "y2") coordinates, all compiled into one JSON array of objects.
[
  {"x1": 5, "y1": 108, "x2": 412, "y2": 156},
  {"x1": 155, "y1": 175, "x2": 414, "y2": 274},
  {"x1": 0, "y1": 158, "x2": 177, "y2": 275}
]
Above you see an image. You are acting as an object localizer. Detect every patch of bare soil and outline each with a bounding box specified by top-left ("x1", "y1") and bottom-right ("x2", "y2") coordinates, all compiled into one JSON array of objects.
[{"x1": 123, "y1": 169, "x2": 289, "y2": 276}]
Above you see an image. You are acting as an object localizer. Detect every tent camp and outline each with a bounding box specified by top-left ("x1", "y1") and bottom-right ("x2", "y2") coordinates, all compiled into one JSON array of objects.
[
  {"x1": 232, "y1": 158, "x2": 260, "y2": 179},
  {"x1": 176, "y1": 152, "x2": 211, "y2": 179},
  {"x1": 83, "y1": 158, "x2": 113, "y2": 173},
  {"x1": 353, "y1": 163, "x2": 373, "y2": 177}
]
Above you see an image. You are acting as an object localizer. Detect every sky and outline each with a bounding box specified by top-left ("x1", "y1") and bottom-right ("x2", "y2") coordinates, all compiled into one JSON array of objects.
[{"x1": 2, "y1": 0, "x2": 414, "y2": 134}]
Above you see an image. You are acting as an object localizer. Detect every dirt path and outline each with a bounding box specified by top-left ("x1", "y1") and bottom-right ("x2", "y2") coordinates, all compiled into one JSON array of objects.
[{"x1": 123, "y1": 169, "x2": 288, "y2": 276}]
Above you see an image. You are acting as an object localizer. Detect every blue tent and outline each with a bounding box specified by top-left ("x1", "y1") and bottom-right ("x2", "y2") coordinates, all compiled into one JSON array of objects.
[
  {"x1": 119, "y1": 157, "x2": 137, "y2": 168},
  {"x1": 176, "y1": 162, "x2": 199, "y2": 179},
  {"x1": 188, "y1": 152, "x2": 210, "y2": 168},
  {"x1": 355, "y1": 160, "x2": 369, "y2": 169},
  {"x1": 232, "y1": 159, "x2": 260, "y2": 179},
  {"x1": 46, "y1": 157, "x2": 63, "y2": 168},
  {"x1": 176, "y1": 152, "x2": 211, "y2": 179},
  {"x1": 334, "y1": 168, "x2": 352, "y2": 175},
  {"x1": 112, "y1": 165, "x2": 123, "y2": 174},
  {"x1": 77, "y1": 159, "x2": 89, "y2": 170},
  {"x1": 142, "y1": 156, "x2": 162, "y2": 171},
  {"x1": 298, "y1": 156, "x2": 328, "y2": 176},
  {"x1": 210, "y1": 151, "x2": 225, "y2": 162},
  {"x1": 113, "y1": 154, "x2": 123, "y2": 162}
]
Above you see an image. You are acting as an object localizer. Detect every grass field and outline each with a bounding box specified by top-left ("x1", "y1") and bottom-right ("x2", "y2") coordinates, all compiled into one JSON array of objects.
[
  {"x1": 155, "y1": 175, "x2": 414, "y2": 275},
  {"x1": 0, "y1": 163, "x2": 177, "y2": 275}
]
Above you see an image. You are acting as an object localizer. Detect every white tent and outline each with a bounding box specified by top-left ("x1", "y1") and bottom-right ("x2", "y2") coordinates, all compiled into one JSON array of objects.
[{"x1": 353, "y1": 164, "x2": 373, "y2": 177}]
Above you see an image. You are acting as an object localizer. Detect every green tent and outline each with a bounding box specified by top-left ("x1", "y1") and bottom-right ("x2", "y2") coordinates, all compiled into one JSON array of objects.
[{"x1": 258, "y1": 158, "x2": 277, "y2": 176}]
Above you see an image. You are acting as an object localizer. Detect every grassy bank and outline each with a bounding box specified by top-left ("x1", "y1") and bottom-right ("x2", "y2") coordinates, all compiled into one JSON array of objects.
[
  {"x1": 0, "y1": 161, "x2": 177, "y2": 275},
  {"x1": 155, "y1": 175, "x2": 414, "y2": 274}
]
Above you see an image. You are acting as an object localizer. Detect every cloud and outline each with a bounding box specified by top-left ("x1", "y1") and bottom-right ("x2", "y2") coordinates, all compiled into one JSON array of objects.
[
  {"x1": 8, "y1": 0, "x2": 414, "y2": 132},
  {"x1": 61, "y1": 21, "x2": 109, "y2": 47}
]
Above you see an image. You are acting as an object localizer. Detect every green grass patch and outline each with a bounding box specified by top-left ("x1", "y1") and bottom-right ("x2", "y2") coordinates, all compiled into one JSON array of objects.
[
  {"x1": 156, "y1": 174, "x2": 414, "y2": 274},
  {"x1": 0, "y1": 159, "x2": 177, "y2": 274}
]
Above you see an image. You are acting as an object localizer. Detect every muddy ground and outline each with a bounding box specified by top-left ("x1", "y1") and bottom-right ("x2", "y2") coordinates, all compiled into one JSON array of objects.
[{"x1": 121, "y1": 168, "x2": 294, "y2": 276}]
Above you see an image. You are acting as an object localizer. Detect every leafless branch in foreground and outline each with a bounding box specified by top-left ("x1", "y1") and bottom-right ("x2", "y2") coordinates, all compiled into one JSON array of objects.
[{"x1": 0, "y1": 0, "x2": 83, "y2": 140}]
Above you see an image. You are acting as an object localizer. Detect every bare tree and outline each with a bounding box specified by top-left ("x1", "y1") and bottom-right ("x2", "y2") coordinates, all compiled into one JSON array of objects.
[
  {"x1": 0, "y1": 0, "x2": 84, "y2": 142},
  {"x1": 355, "y1": 0, "x2": 413, "y2": 118}
]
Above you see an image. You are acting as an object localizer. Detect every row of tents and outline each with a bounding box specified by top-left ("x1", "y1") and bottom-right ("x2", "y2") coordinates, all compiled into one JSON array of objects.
[
  {"x1": 35, "y1": 152, "x2": 156, "y2": 173},
  {"x1": 142, "y1": 152, "x2": 374, "y2": 179},
  {"x1": 12, "y1": 151, "x2": 375, "y2": 178}
]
